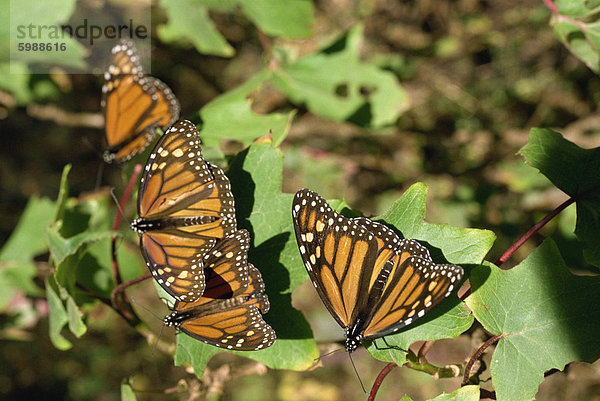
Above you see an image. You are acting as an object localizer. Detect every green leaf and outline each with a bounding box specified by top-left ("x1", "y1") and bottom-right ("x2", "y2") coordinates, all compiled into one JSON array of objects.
[
  {"x1": 519, "y1": 129, "x2": 600, "y2": 266},
  {"x1": 366, "y1": 182, "x2": 494, "y2": 363},
  {"x1": 120, "y1": 381, "x2": 137, "y2": 401},
  {"x1": 0, "y1": 62, "x2": 33, "y2": 103},
  {"x1": 0, "y1": 261, "x2": 39, "y2": 310},
  {"x1": 46, "y1": 183, "x2": 115, "y2": 290},
  {"x1": 53, "y1": 164, "x2": 72, "y2": 222},
  {"x1": 199, "y1": 70, "x2": 295, "y2": 147},
  {"x1": 0, "y1": 196, "x2": 55, "y2": 308},
  {"x1": 465, "y1": 239, "x2": 600, "y2": 401},
  {"x1": 79, "y1": 238, "x2": 144, "y2": 299},
  {"x1": 47, "y1": 225, "x2": 114, "y2": 289},
  {"x1": 46, "y1": 274, "x2": 87, "y2": 350},
  {"x1": 239, "y1": 0, "x2": 313, "y2": 39},
  {"x1": 271, "y1": 25, "x2": 409, "y2": 127},
  {"x1": 173, "y1": 335, "x2": 220, "y2": 375},
  {"x1": 552, "y1": 12, "x2": 600, "y2": 72},
  {"x1": 367, "y1": 300, "x2": 473, "y2": 365},
  {"x1": 380, "y1": 183, "x2": 496, "y2": 265},
  {"x1": 9, "y1": 0, "x2": 87, "y2": 70},
  {"x1": 64, "y1": 285, "x2": 86, "y2": 336},
  {"x1": 45, "y1": 276, "x2": 73, "y2": 350},
  {"x1": 158, "y1": 0, "x2": 235, "y2": 57},
  {"x1": 429, "y1": 385, "x2": 480, "y2": 401},
  {"x1": 172, "y1": 140, "x2": 318, "y2": 376},
  {"x1": 520, "y1": 128, "x2": 600, "y2": 196},
  {"x1": 229, "y1": 141, "x2": 308, "y2": 292},
  {"x1": 0, "y1": 196, "x2": 55, "y2": 263}
]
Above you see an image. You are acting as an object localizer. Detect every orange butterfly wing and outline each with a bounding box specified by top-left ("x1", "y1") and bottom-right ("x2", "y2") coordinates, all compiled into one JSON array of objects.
[
  {"x1": 102, "y1": 40, "x2": 179, "y2": 163},
  {"x1": 131, "y1": 120, "x2": 237, "y2": 301},
  {"x1": 165, "y1": 230, "x2": 276, "y2": 351},
  {"x1": 292, "y1": 188, "x2": 379, "y2": 329}
]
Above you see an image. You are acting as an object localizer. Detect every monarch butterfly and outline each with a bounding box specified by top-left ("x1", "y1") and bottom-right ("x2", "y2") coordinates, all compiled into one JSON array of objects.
[
  {"x1": 292, "y1": 188, "x2": 463, "y2": 353},
  {"x1": 102, "y1": 39, "x2": 180, "y2": 163},
  {"x1": 164, "y1": 229, "x2": 276, "y2": 351},
  {"x1": 130, "y1": 120, "x2": 237, "y2": 302}
]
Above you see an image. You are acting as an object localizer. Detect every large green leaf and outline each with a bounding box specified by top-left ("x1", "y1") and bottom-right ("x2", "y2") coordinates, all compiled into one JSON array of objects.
[
  {"x1": 173, "y1": 140, "x2": 318, "y2": 376},
  {"x1": 380, "y1": 183, "x2": 496, "y2": 265},
  {"x1": 8, "y1": 0, "x2": 86, "y2": 70},
  {"x1": 0, "y1": 196, "x2": 55, "y2": 308},
  {"x1": 466, "y1": 239, "x2": 600, "y2": 401},
  {"x1": 158, "y1": 0, "x2": 234, "y2": 57},
  {"x1": 519, "y1": 128, "x2": 600, "y2": 267},
  {"x1": 271, "y1": 25, "x2": 409, "y2": 127},
  {"x1": 158, "y1": 0, "x2": 313, "y2": 56},
  {"x1": 199, "y1": 70, "x2": 295, "y2": 147},
  {"x1": 366, "y1": 183, "x2": 492, "y2": 364},
  {"x1": 0, "y1": 196, "x2": 54, "y2": 263},
  {"x1": 239, "y1": 0, "x2": 313, "y2": 39}
]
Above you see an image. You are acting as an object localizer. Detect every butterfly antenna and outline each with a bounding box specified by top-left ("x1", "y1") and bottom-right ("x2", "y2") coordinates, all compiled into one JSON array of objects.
[
  {"x1": 129, "y1": 296, "x2": 163, "y2": 321},
  {"x1": 314, "y1": 347, "x2": 345, "y2": 363},
  {"x1": 109, "y1": 187, "x2": 131, "y2": 226},
  {"x1": 129, "y1": 297, "x2": 168, "y2": 358},
  {"x1": 151, "y1": 320, "x2": 167, "y2": 358},
  {"x1": 348, "y1": 352, "x2": 369, "y2": 396}
]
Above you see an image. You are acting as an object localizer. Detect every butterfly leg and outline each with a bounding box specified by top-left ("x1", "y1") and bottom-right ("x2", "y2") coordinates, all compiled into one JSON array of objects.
[{"x1": 372, "y1": 337, "x2": 408, "y2": 353}]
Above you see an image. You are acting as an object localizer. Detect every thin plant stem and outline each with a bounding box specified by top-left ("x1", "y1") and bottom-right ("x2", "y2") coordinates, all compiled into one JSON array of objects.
[
  {"x1": 110, "y1": 272, "x2": 152, "y2": 322},
  {"x1": 368, "y1": 363, "x2": 396, "y2": 401},
  {"x1": 495, "y1": 196, "x2": 574, "y2": 267},
  {"x1": 111, "y1": 163, "x2": 142, "y2": 285},
  {"x1": 541, "y1": 0, "x2": 559, "y2": 14},
  {"x1": 462, "y1": 335, "x2": 502, "y2": 385},
  {"x1": 418, "y1": 341, "x2": 434, "y2": 363}
]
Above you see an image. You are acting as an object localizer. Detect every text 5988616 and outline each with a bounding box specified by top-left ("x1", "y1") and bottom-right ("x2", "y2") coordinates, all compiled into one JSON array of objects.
[{"x1": 17, "y1": 42, "x2": 66, "y2": 52}]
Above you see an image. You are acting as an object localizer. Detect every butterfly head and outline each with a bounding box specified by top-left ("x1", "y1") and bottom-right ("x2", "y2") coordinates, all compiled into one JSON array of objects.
[
  {"x1": 103, "y1": 150, "x2": 116, "y2": 164},
  {"x1": 344, "y1": 325, "x2": 363, "y2": 353},
  {"x1": 130, "y1": 218, "x2": 147, "y2": 233},
  {"x1": 164, "y1": 309, "x2": 188, "y2": 328}
]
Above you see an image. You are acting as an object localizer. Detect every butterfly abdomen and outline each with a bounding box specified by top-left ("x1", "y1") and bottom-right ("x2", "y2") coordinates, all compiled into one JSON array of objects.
[{"x1": 130, "y1": 216, "x2": 219, "y2": 233}]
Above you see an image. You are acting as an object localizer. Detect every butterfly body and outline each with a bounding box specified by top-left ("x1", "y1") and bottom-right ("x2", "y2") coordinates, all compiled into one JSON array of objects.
[
  {"x1": 102, "y1": 39, "x2": 180, "y2": 163},
  {"x1": 132, "y1": 120, "x2": 237, "y2": 302},
  {"x1": 163, "y1": 230, "x2": 276, "y2": 351},
  {"x1": 292, "y1": 189, "x2": 463, "y2": 353},
  {"x1": 131, "y1": 215, "x2": 218, "y2": 233}
]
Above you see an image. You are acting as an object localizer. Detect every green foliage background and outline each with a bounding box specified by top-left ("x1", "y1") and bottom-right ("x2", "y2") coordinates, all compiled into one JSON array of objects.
[{"x1": 1, "y1": 0, "x2": 600, "y2": 400}]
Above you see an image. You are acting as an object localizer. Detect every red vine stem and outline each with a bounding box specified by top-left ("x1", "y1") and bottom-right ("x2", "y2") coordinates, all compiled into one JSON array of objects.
[
  {"x1": 111, "y1": 163, "x2": 143, "y2": 285},
  {"x1": 462, "y1": 335, "x2": 502, "y2": 385},
  {"x1": 110, "y1": 272, "x2": 152, "y2": 320},
  {"x1": 417, "y1": 341, "x2": 433, "y2": 362},
  {"x1": 495, "y1": 196, "x2": 574, "y2": 267},
  {"x1": 368, "y1": 362, "x2": 396, "y2": 401},
  {"x1": 108, "y1": 163, "x2": 143, "y2": 322},
  {"x1": 541, "y1": 0, "x2": 559, "y2": 14}
]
